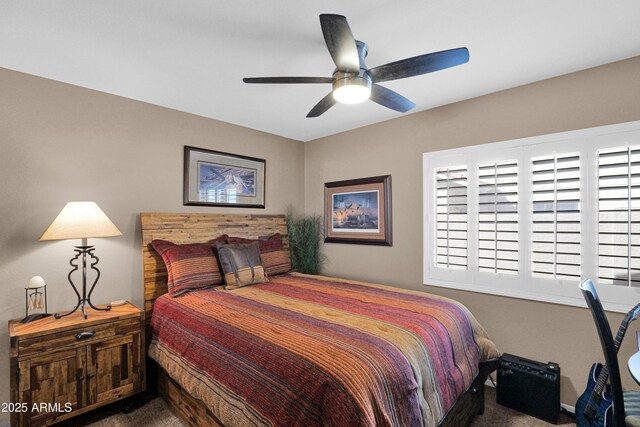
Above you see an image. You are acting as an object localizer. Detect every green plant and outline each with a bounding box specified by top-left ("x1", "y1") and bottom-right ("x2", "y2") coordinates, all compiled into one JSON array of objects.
[{"x1": 286, "y1": 211, "x2": 325, "y2": 274}]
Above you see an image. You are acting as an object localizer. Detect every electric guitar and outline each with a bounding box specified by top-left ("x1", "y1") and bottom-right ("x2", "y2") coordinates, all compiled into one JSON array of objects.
[{"x1": 575, "y1": 303, "x2": 640, "y2": 427}]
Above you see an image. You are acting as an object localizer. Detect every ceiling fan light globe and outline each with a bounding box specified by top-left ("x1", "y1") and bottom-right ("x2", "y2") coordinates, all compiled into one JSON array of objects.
[{"x1": 333, "y1": 85, "x2": 371, "y2": 104}]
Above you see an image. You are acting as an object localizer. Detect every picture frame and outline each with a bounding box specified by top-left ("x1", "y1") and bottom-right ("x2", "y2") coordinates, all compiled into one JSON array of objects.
[
  {"x1": 324, "y1": 175, "x2": 392, "y2": 246},
  {"x1": 183, "y1": 146, "x2": 266, "y2": 208}
]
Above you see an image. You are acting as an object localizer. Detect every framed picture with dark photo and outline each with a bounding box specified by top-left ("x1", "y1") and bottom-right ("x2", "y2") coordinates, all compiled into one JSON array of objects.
[
  {"x1": 184, "y1": 146, "x2": 265, "y2": 208},
  {"x1": 324, "y1": 175, "x2": 392, "y2": 246}
]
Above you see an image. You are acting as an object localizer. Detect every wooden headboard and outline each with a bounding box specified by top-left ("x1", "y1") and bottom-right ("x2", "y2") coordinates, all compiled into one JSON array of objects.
[{"x1": 141, "y1": 213, "x2": 288, "y2": 328}]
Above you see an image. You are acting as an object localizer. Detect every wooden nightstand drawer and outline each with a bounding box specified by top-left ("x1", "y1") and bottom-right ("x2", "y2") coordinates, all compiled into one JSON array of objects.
[{"x1": 18, "y1": 318, "x2": 140, "y2": 358}]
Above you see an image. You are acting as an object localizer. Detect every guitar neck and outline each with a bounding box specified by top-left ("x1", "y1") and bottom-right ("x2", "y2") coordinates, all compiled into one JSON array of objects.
[
  {"x1": 593, "y1": 364, "x2": 610, "y2": 394},
  {"x1": 614, "y1": 326, "x2": 626, "y2": 353}
]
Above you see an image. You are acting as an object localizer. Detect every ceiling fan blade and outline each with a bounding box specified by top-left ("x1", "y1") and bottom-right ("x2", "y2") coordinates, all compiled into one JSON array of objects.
[
  {"x1": 243, "y1": 77, "x2": 334, "y2": 84},
  {"x1": 319, "y1": 14, "x2": 360, "y2": 73},
  {"x1": 306, "y1": 92, "x2": 337, "y2": 118},
  {"x1": 370, "y1": 84, "x2": 415, "y2": 113},
  {"x1": 368, "y1": 47, "x2": 469, "y2": 83}
]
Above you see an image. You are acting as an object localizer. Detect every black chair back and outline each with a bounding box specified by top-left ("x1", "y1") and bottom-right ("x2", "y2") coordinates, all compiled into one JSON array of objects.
[{"x1": 579, "y1": 278, "x2": 626, "y2": 427}]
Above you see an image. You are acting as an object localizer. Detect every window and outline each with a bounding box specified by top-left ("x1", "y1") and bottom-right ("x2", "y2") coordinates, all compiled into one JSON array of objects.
[
  {"x1": 423, "y1": 120, "x2": 640, "y2": 313},
  {"x1": 598, "y1": 146, "x2": 640, "y2": 287},
  {"x1": 478, "y1": 161, "x2": 518, "y2": 274},
  {"x1": 435, "y1": 167, "x2": 468, "y2": 270},
  {"x1": 531, "y1": 153, "x2": 581, "y2": 280}
]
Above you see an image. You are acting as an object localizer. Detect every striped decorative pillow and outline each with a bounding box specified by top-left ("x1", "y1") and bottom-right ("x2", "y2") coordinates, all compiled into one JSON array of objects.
[
  {"x1": 151, "y1": 235, "x2": 227, "y2": 297},
  {"x1": 226, "y1": 233, "x2": 283, "y2": 251},
  {"x1": 226, "y1": 233, "x2": 292, "y2": 277},
  {"x1": 260, "y1": 250, "x2": 292, "y2": 276}
]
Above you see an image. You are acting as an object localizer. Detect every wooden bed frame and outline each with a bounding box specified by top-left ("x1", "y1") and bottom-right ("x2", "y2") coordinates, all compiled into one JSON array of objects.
[{"x1": 141, "y1": 212, "x2": 497, "y2": 427}]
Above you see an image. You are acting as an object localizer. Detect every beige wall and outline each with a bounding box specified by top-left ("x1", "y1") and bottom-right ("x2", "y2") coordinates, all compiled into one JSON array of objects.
[
  {"x1": 0, "y1": 68, "x2": 304, "y2": 423},
  {"x1": 304, "y1": 56, "x2": 640, "y2": 405}
]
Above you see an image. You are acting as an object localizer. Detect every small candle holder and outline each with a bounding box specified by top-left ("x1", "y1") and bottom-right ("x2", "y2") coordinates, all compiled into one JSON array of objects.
[{"x1": 21, "y1": 276, "x2": 52, "y2": 323}]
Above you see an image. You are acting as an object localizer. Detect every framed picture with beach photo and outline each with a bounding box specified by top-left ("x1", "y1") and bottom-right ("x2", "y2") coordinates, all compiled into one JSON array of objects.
[
  {"x1": 324, "y1": 175, "x2": 392, "y2": 246},
  {"x1": 183, "y1": 146, "x2": 266, "y2": 208}
]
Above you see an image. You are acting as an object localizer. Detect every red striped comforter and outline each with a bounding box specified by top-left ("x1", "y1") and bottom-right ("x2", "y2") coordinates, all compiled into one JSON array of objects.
[{"x1": 148, "y1": 273, "x2": 498, "y2": 426}]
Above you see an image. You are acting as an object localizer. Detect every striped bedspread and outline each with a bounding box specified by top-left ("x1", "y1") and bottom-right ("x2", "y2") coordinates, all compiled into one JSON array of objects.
[{"x1": 148, "y1": 273, "x2": 499, "y2": 427}]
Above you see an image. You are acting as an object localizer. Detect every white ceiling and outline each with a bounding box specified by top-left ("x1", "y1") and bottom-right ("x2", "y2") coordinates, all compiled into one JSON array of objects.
[{"x1": 2, "y1": 1, "x2": 640, "y2": 142}]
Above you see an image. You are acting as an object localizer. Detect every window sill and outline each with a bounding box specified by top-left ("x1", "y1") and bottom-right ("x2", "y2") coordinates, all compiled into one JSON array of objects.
[{"x1": 424, "y1": 278, "x2": 634, "y2": 314}]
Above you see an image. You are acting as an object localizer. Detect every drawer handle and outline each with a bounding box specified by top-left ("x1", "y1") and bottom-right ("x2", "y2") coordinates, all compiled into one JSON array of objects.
[{"x1": 75, "y1": 330, "x2": 96, "y2": 340}]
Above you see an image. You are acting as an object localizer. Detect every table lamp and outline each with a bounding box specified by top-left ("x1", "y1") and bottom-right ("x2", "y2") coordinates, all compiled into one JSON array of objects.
[{"x1": 40, "y1": 201, "x2": 122, "y2": 319}]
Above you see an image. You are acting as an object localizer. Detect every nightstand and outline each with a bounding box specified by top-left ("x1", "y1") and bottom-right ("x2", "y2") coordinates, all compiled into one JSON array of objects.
[{"x1": 9, "y1": 302, "x2": 146, "y2": 426}]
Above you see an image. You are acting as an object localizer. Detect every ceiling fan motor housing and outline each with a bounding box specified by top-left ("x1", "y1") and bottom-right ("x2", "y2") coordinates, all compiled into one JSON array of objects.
[
  {"x1": 332, "y1": 69, "x2": 372, "y2": 92},
  {"x1": 331, "y1": 40, "x2": 372, "y2": 103}
]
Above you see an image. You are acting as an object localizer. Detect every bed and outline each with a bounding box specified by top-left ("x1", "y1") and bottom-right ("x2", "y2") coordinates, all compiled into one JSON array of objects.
[{"x1": 141, "y1": 213, "x2": 499, "y2": 427}]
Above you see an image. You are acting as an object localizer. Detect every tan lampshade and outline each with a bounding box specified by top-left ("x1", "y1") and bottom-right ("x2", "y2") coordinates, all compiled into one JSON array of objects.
[{"x1": 40, "y1": 201, "x2": 122, "y2": 241}]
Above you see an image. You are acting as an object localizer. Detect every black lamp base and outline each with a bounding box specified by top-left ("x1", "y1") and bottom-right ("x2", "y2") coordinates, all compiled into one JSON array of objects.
[
  {"x1": 54, "y1": 299, "x2": 112, "y2": 320},
  {"x1": 55, "y1": 244, "x2": 111, "y2": 320}
]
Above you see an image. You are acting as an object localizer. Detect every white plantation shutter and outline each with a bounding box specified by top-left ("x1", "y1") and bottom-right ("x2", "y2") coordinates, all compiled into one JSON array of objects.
[
  {"x1": 477, "y1": 161, "x2": 518, "y2": 274},
  {"x1": 531, "y1": 153, "x2": 581, "y2": 279},
  {"x1": 424, "y1": 120, "x2": 640, "y2": 312},
  {"x1": 435, "y1": 166, "x2": 468, "y2": 269},
  {"x1": 598, "y1": 146, "x2": 640, "y2": 287}
]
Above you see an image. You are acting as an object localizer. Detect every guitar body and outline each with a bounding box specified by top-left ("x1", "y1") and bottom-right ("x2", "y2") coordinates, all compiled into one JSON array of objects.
[{"x1": 576, "y1": 363, "x2": 613, "y2": 427}]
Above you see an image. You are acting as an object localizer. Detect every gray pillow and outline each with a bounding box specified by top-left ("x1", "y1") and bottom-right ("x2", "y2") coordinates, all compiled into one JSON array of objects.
[{"x1": 215, "y1": 241, "x2": 267, "y2": 290}]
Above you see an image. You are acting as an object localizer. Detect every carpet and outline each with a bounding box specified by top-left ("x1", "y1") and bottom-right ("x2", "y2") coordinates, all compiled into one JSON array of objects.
[{"x1": 58, "y1": 386, "x2": 575, "y2": 426}]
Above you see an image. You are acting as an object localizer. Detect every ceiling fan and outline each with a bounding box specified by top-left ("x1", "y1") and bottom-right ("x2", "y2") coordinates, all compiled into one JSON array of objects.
[{"x1": 243, "y1": 14, "x2": 469, "y2": 118}]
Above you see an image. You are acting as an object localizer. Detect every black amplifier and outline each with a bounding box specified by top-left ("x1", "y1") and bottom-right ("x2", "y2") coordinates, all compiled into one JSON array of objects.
[{"x1": 497, "y1": 353, "x2": 560, "y2": 424}]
